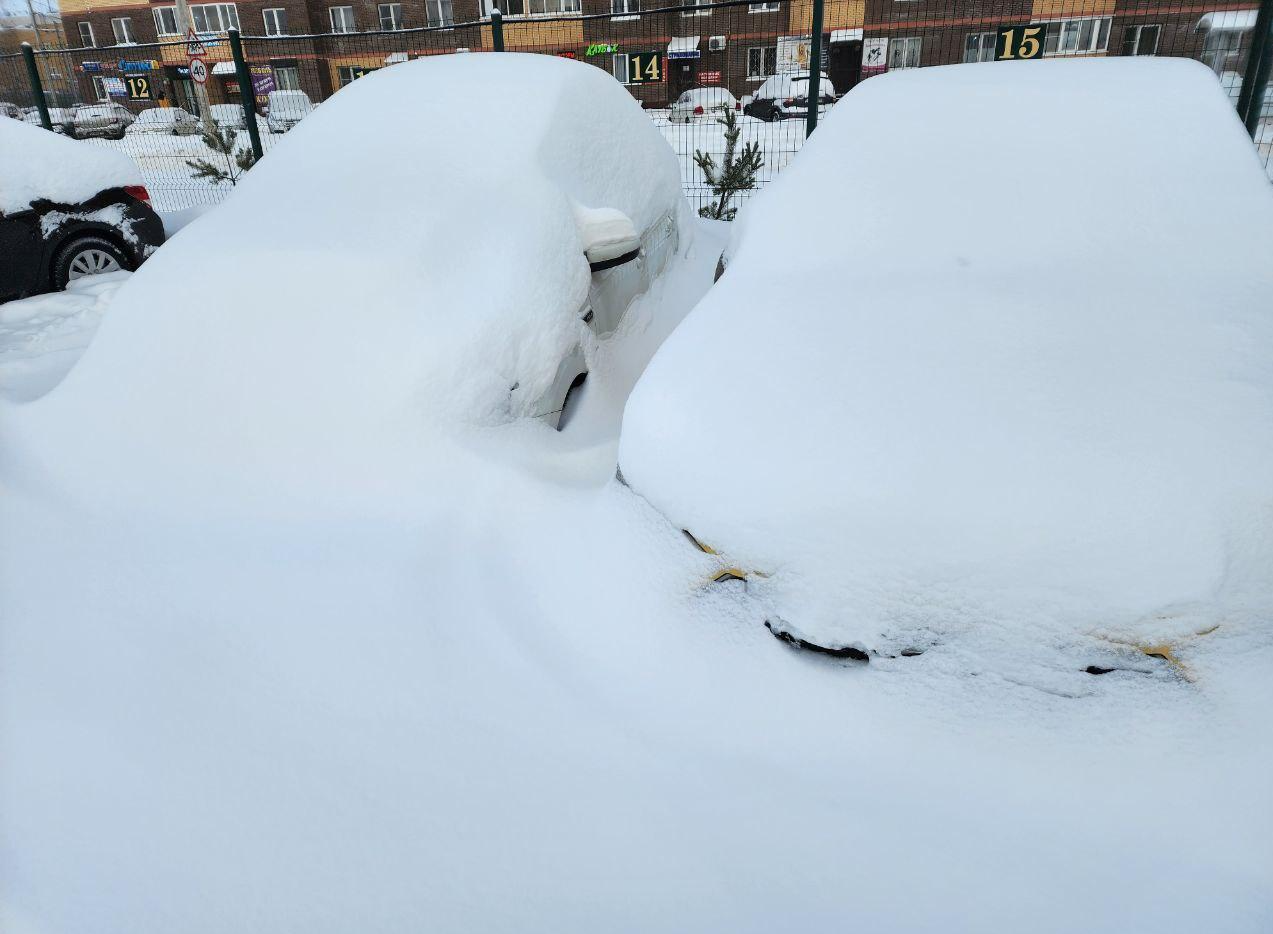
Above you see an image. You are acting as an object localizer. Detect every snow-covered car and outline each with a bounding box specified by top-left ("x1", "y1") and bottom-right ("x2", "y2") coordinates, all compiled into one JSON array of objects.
[
  {"x1": 669, "y1": 87, "x2": 739, "y2": 123},
  {"x1": 265, "y1": 90, "x2": 314, "y2": 133},
  {"x1": 619, "y1": 59, "x2": 1273, "y2": 666},
  {"x1": 0, "y1": 118, "x2": 165, "y2": 302},
  {"x1": 743, "y1": 72, "x2": 835, "y2": 122},
  {"x1": 1, "y1": 102, "x2": 23, "y2": 120},
  {"x1": 209, "y1": 103, "x2": 247, "y2": 130},
  {"x1": 7, "y1": 53, "x2": 687, "y2": 499},
  {"x1": 128, "y1": 106, "x2": 202, "y2": 136},
  {"x1": 70, "y1": 102, "x2": 135, "y2": 140},
  {"x1": 23, "y1": 106, "x2": 76, "y2": 134}
]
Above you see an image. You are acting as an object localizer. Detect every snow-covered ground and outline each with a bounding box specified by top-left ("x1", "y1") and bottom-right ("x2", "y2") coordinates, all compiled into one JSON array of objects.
[{"x1": 1, "y1": 56, "x2": 1271, "y2": 934}]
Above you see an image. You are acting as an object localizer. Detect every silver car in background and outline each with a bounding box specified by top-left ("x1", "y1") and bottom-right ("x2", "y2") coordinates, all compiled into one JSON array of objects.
[{"x1": 70, "y1": 102, "x2": 134, "y2": 140}]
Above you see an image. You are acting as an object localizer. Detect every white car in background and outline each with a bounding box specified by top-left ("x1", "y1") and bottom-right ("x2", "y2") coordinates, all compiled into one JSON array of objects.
[
  {"x1": 265, "y1": 90, "x2": 314, "y2": 133},
  {"x1": 23, "y1": 107, "x2": 76, "y2": 133},
  {"x1": 669, "y1": 87, "x2": 739, "y2": 123},
  {"x1": 128, "y1": 106, "x2": 202, "y2": 136},
  {"x1": 208, "y1": 103, "x2": 247, "y2": 130}
]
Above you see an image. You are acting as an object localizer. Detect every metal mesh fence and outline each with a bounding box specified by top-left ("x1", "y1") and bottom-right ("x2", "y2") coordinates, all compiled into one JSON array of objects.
[{"x1": 3, "y1": 0, "x2": 1270, "y2": 212}]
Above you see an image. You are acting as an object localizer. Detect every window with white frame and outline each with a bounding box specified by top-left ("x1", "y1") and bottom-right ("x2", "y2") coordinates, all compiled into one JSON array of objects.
[
  {"x1": 612, "y1": 52, "x2": 630, "y2": 83},
  {"x1": 747, "y1": 45, "x2": 776, "y2": 78},
  {"x1": 888, "y1": 35, "x2": 921, "y2": 68},
  {"x1": 190, "y1": 3, "x2": 239, "y2": 32},
  {"x1": 78, "y1": 21, "x2": 95, "y2": 46},
  {"x1": 492, "y1": 0, "x2": 580, "y2": 14},
  {"x1": 612, "y1": 0, "x2": 639, "y2": 15},
  {"x1": 1121, "y1": 23, "x2": 1159, "y2": 55},
  {"x1": 272, "y1": 64, "x2": 301, "y2": 88},
  {"x1": 378, "y1": 3, "x2": 403, "y2": 29},
  {"x1": 329, "y1": 6, "x2": 356, "y2": 31},
  {"x1": 749, "y1": 2, "x2": 779, "y2": 11},
  {"x1": 427, "y1": 0, "x2": 454, "y2": 25},
  {"x1": 337, "y1": 65, "x2": 359, "y2": 86},
  {"x1": 262, "y1": 7, "x2": 288, "y2": 34},
  {"x1": 111, "y1": 17, "x2": 136, "y2": 44},
  {"x1": 1042, "y1": 17, "x2": 1110, "y2": 55},
  {"x1": 964, "y1": 31, "x2": 995, "y2": 62},
  {"x1": 153, "y1": 7, "x2": 179, "y2": 35},
  {"x1": 91, "y1": 75, "x2": 108, "y2": 98},
  {"x1": 682, "y1": 0, "x2": 710, "y2": 15}
]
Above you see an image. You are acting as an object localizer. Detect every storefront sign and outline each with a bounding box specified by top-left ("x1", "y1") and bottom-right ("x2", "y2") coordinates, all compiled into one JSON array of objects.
[
  {"x1": 102, "y1": 76, "x2": 127, "y2": 97},
  {"x1": 118, "y1": 59, "x2": 157, "y2": 72},
  {"x1": 862, "y1": 37, "x2": 887, "y2": 71},
  {"x1": 250, "y1": 64, "x2": 274, "y2": 108},
  {"x1": 699, "y1": 70, "x2": 721, "y2": 84},
  {"x1": 626, "y1": 51, "x2": 662, "y2": 84},
  {"x1": 586, "y1": 43, "x2": 617, "y2": 56},
  {"x1": 124, "y1": 74, "x2": 153, "y2": 100},
  {"x1": 995, "y1": 23, "x2": 1047, "y2": 60},
  {"x1": 80, "y1": 61, "x2": 103, "y2": 73}
]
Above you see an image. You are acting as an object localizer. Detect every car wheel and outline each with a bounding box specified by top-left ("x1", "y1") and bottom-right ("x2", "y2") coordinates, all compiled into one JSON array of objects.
[{"x1": 52, "y1": 235, "x2": 130, "y2": 290}]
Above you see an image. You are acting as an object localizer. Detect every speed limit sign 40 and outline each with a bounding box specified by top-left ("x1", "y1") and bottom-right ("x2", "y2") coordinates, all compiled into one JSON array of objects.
[{"x1": 189, "y1": 57, "x2": 208, "y2": 84}]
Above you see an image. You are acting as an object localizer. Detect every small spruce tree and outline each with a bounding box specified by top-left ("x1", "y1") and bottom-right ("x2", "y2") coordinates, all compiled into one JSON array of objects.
[
  {"x1": 186, "y1": 127, "x2": 257, "y2": 187},
  {"x1": 693, "y1": 109, "x2": 764, "y2": 221}
]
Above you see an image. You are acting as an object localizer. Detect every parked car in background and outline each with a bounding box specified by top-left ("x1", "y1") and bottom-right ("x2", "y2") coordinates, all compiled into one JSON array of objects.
[
  {"x1": 209, "y1": 103, "x2": 247, "y2": 130},
  {"x1": 744, "y1": 72, "x2": 836, "y2": 122},
  {"x1": 128, "y1": 106, "x2": 202, "y2": 136},
  {"x1": 669, "y1": 87, "x2": 739, "y2": 123},
  {"x1": 22, "y1": 107, "x2": 76, "y2": 133},
  {"x1": 0, "y1": 118, "x2": 165, "y2": 302},
  {"x1": 266, "y1": 90, "x2": 314, "y2": 133},
  {"x1": 70, "y1": 102, "x2": 135, "y2": 140}
]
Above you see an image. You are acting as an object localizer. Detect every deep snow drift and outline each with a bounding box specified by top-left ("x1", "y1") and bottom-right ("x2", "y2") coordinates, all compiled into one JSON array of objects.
[
  {"x1": 0, "y1": 117, "x2": 141, "y2": 214},
  {"x1": 620, "y1": 58, "x2": 1273, "y2": 667},
  {"x1": 2, "y1": 58, "x2": 1272, "y2": 934}
]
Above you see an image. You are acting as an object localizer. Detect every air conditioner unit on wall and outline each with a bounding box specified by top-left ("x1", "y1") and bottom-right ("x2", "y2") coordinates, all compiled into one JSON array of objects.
[{"x1": 708, "y1": 35, "x2": 726, "y2": 51}]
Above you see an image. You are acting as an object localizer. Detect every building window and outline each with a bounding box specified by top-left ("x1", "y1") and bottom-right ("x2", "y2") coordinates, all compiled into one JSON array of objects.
[
  {"x1": 337, "y1": 65, "x2": 360, "y2": 86},
  {"x1": 1121, "y1": 24, "x2": 1159, "y2": 55},
  {"x1": 273, "y1": 65, "x2": 301, "y2": 89},
  {"x1": 426, "y1": 0, "x2": 454, "y2": 25},
  {"x1": 747, "y1": 45, "x2": 776, "y2": 78},
  {"x1": 78, "y1": 21, "x2": 95, "y2": 47},
  {"x1": 329, "y1": 6, "x2": 356, "y2": 31},
  {"x1": 111, "y1": 17, "x2": 136, "y2": 44},
  {"x1": 1042, "y1": 17, "x2": 1110, "y2": 55},
  {"x1": 378, "y1": 3, "x2": 403, "y2": 29},
  {"x1": 190, "y1": 3, "x2": 239, "y2": 33},
  {"x1": 91, "y1": 75, "x2": 108, "y2": 98},
  {"x1": 492, "y1": 0, "x2": 581, "y2": 14},
  {"x1": 682, "y1": 0, "x2": 711, "y2": 15},
  {"x1": 262, "y1": 8, "x2": 288, "y2": 34},
  {"x1": 964, "y1": 31, "x2": 996, "y2": 62},
  {"x1": 611, "y1": 0, "x2": 639, "y2": 15},
  {"x1": 612, "y1": 52, "x2": 630, "y2": 83},
  {"x1": 888, "y1": 35, "x2": 921, "y2": 68},
  {"x1": 749, "y1": 2, "x2": 779, "y2": 10},
  {"x1": 153, "y1": 7, "x2": 179, "y2": 36}
]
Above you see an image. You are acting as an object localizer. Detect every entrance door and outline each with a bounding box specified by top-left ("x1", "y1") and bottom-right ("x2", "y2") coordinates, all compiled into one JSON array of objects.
[
  {"x1": 828, "y1": 41, "x2": 861, "y2": 94},
  {"x1": 669, "y1": 58, "x2": 698, "y2": 99}
]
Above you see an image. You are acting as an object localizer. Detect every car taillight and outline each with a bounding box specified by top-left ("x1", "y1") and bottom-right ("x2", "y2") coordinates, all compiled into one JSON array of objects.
[
  {"x1": 784, "y1": 98, "x2": 795, "y2": 106},
  {"x1": 735, "y1": 101, "x2": 741, "y2": 110},
  {"x1": 123, "y1": 184, "x2": 151, "y2": 206},
  {"x1": 693, "y1": 105, "x2": 704, "y2": 115}
]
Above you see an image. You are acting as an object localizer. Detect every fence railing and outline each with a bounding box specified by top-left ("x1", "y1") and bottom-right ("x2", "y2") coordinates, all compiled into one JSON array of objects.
[{"x1": 3, "y1": 0, "x2": 1271, "y2": 212}]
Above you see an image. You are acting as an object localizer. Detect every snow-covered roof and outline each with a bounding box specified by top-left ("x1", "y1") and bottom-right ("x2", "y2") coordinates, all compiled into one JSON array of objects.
[
  {"x1": 619, "y1": 58, "x2": 1273, "y2": 656},
  {"x1": 668, "y1": 36, "x2": 700, "y2": 59},
  {"x1": 1196, "y1": 8, "x2": 1258, "y2": 30},
  {"x1": 0, "y1": 116, "x2": 141, "y2": 214},
  {"x1": 210, "y1": 61, "x2": 236, "y2": 75}
]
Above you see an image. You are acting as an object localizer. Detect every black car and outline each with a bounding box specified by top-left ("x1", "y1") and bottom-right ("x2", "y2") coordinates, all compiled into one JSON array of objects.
[{"x1": 0, "y1": 185, "x2": 165, "y2": 303}]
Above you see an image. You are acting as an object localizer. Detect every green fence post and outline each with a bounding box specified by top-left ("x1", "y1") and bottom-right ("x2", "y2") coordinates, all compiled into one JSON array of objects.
[
  {"x1": 492, "y1": 8, "x2": 505, "y2": 52},
  {"x1": 805, "y1": 0, "x2": 825, "y2": 137},
  {"x1": 228, "y1": 28, "x2": 264, "y2": 161},
  {"x1": 20, "y1": 43, "x2": 52, "y2": 131},
  {"x1": 1237, "y1": 0, "x2": 1273, "y2": 136}
]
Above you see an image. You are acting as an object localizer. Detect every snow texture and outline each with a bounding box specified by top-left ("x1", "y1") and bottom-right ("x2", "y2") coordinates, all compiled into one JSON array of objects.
[
  {"x1": 0, "y1": 116, "x2": 141, "y2": 214},
  {"x1": 620, "y1": 58, "x2": 1273, "y2": 660}
]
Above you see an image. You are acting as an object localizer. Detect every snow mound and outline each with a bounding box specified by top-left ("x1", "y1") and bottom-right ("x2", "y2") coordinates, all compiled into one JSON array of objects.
[
  {"x1": 0, "y1": 116, "x2": 141, "y2": 214},
  {"x1": 619, "y1": 58, "x2": 1273, "y2": 657},
  {"x1": 2, "y1": 54, "x2": 686, "y2": 511}
]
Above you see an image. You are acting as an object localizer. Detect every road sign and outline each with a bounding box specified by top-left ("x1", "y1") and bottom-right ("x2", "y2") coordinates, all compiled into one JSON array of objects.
[
  {"x1": 189, "y1": 57, "x2": 208, "y2": 84},
  {"x1": 186, "y1": 28, "x2": 207, "y2": 58}
]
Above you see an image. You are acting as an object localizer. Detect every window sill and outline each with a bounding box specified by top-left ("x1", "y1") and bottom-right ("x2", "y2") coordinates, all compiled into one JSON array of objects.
[
  {"x1": 748, "y1": 7, "x2": 779, "y2": 12},
  {"x1": 681, "y1": 10, "x2": 711, "y2": 15},
  {"x1": 497, "y1": 12, "x2": 584, "y2": 19},
  {"x1": 610, "y1": 14, "x2": 638, "y2": 20}
]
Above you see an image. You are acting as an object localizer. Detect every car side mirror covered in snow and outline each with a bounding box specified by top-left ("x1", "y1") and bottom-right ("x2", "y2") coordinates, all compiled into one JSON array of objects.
[{"x1": 574, "y1": 204, "x2": 641, "y2": 272}]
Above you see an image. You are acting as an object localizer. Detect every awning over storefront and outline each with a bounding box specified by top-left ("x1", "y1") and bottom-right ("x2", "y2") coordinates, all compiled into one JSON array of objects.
[
  {"x1": 1196, "y1": 9, "x2": 1258, "y2": 31},
  {"x1": 384, "y1": 52, "x2": 408, "y2": 64},
  {"x1": 830, "y1": 28, "x2": 863, "y2": 43},
  {"x1": 668, "y1": 36, "x2": 701, "y2": 59},
  {"x1": 211, "y1": 61, "x2": 236, "y2": 75}
]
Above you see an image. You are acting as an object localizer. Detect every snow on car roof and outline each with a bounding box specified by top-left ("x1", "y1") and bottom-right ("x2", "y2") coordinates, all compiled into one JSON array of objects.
[
  {"x1": 8, "y1": 53, "x2": 686, "y2": 506},
  {"x1": 620, "y1": 58, "x2": 1273, "y2": 657},
  {"x1": 0, "y1": 115, "x2": 141, "y2": 214},
  {"x1": 681, "y1": 87, "x2": 735, "y2": 101}
]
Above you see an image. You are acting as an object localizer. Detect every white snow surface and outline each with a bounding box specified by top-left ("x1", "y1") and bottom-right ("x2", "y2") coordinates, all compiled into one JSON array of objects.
[
  {"x1": 0, "y1": 116, "x2": 141, "y2": 214},
  {"x1": 2, "y1": 53, "x2": 686, "y2": 511},
  {"x1": 620, "y1": 58, "x2": 1273, "y2": 659}
]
